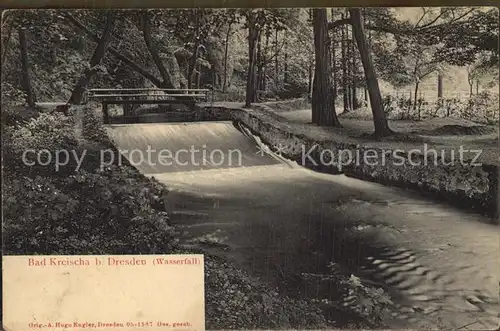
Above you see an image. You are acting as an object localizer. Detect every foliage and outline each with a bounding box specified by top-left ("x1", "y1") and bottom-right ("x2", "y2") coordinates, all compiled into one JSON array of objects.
[
  {"x1": 2, "y1": 92, "x2": 176, "y2": 257},
  {"x1": 5, "y1": 112, "x2": 78, "y2": 173},
  {"x1": 202, "y1": 253, "x2": 330, "y2": 329},
  {"x1": 9, "y1": 112, "x2": 77, "y2": 152},
  {"x1": 381, "y1": 92, "x2": 499, "y2": 123},
  {"x1": 1, "y1": 81, "x2": 27, "y2": 106},
  {"x1": 424, "y1": 8, "x2": 499, "y2": 65},
  {"x1": 82, "y1": 105, "x2": 109, "y2": 143},
  {"x1": 3, "y1": 10, "x2": 95, "y2": 101},
  {"x1": 461, "y1": 91, "x2": 499, "y2": 124},
  {"x1": 323, "y1": 263, "x2": 393, "y2": 325},
  {"x1": 2, "y1": 167, "x2": 175, "y2": 255},
  {"x1": 343, "y1": 274, "x2": 393, "y2": 323},
  {"x1": 2, "y1": 7, "x2": 497, "y2": 107},
  {"x1": 0, "y1": 83, "x2": 39, "y2": 126}
]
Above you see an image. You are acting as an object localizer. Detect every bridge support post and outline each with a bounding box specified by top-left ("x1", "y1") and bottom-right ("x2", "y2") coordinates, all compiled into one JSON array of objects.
[{"x1": 102, "y1": 102, "x2": 109, "y2": 124}]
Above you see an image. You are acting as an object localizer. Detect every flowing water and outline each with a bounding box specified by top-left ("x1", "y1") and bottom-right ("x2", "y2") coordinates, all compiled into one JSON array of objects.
[{"x1": 107, "y1": 121, "x2": 499, "y2": 330}]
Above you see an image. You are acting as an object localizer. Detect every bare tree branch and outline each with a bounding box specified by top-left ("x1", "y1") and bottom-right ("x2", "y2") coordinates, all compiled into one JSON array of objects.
[
  {"x1": 416, "y1": 8, "x2": 448, "y2": 29},
  {"x1": 415, "y1": 8, "x2": 428, "y2": 28},
  {"x1": 417, "y1": 8, "x2": 476, "y2": 31},
  {"x1": 352, "y1": 8, "x2": 478, "y2": 36}
]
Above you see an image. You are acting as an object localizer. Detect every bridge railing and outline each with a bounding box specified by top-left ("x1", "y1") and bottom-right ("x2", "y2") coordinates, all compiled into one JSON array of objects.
[
  {"x1": 83, "y1": 88, "x2": 212, "y2": 124},
  {"x1": 84, "y1": 88, "x2": 210, "y2": 104}
]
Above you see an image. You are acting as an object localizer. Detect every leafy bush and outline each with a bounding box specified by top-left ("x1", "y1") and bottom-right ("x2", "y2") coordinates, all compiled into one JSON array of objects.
[
  {"x1": 341, "y1": 274, "x2": 393, "y2": 324},
  {"x1": 426, "y1": 97, "x2": 463, "y2": 118},
  {"x1": 316, "y1": 262, "x2": 393, "y2": 325},
  {"x1": 1, "y1": 81, "x2": 27, "y2": 106},
  {"x1": 214, "y1": 88, "x2": 246, "y2": 102},
  {"x1": 3, "y1": 166, "x2": 174, "y2": 255},
  {"x1": 382, "y1": 92, "x2": 499, "y2": 124},
  {"x1": 202, "y1": 253, "x2": 329, "y2": 329},
  {"x1": 9, "y1": 112, "x2": 77, "y2": 154},
  {"x1": 4, "y1": 112, "x2": 78, "y2": 174},
  {"x1": 382, "y1": 95, "x2": 415, "y2": 120},
  {"x1": 82, "y1": 105, "x2": 109, "y2": 144},
  {"x1": 463, "y1": 91, "x2": 499, "y2": 124},
  {"x1": 1, "y1": 82, "x2": 40, "y2": 126}
]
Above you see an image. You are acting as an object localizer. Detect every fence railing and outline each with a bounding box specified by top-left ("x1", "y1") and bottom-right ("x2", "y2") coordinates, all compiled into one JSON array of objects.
[{"x1": 84, "y1": 88, "x2": 210, "y2": 103}]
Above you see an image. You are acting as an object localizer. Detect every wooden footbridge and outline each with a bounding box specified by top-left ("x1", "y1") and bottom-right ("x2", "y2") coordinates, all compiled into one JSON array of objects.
[{"x1": 84, "y1": 88, "x2": 212, "y2": 124}]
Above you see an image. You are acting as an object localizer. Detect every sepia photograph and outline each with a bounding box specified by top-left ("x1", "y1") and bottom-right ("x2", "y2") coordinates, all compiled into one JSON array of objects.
[{"x1": 2, "y1": 6, "x2": 499, "y2": 330}]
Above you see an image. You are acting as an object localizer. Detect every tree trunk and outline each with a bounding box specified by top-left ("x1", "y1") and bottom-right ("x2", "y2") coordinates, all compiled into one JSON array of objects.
[
  {"x1": 312, "y1": 8, "x2": 341, "y2": 127},
  {"x1": 256, "y1": 33, "x2": 263, "y2": 92},
  {"x1": 349, "y1": 8, "x2": 391, "y2": 138},
  {"x1": 245, "y1": 16, "x2": 260, "y2": 107},
  {"x1": 141, "y1": 11, "x2": 174, "y2": 88},
  {"x1": 476, "y1": 80, "x2": 479, "y2": 95},
  {"x1": 187, "y1": 10, "x2": 200, "y2": 89},
  {"x1": 413, "y1": 80, "x2": 419, "y2": 111},
  {"x1": 308, "y1": 60, "x2": 313, "y2": 98},
  {"x1": 197, "y1": 62, "x2": 202, "y2": 88},
  {"x1": 437, "y1": 72, "x2": 443, "y2": 98},
  {"x1": 413, "y1": 81, "x2": 420, "y2": 120},
  {"x1": 346, "y1": 24, "x2": 353, "y2": 110},
  {"x1": 274, "y1": 29, "x2": 279, "y2": 88},
  {"x1": 341, "y1": 13, "x2": 348, "y2": 112},
  {"x1": 222, "y1": 22, "x2": 232, "y2": 92},
  {"x1": 1, "y1": 19, "x2": 14, "y2": 72},
  {"x1": 188, "y1": 49, "x2": 201, "y2": 89},
  {"x1": 69, "y1": 11, "x2": 116, "y2": 104},
  {"x1": 283, "y1": 31, "x2": 288, "y2": 85},
  {"x1": 18, "y1": 28, "x2": 36, "y2": 107},
  {"x1": 353, "y1": 85, "x2": 359, "y2": 109},
  {"x1": 186, "y1": 12, "x2": 202, "y2": 89},
  {"x1": 364, "y1": 12, "x2": 370, "y2": 105},
  {"x1": 63, "y1": 13, "x2": 163, "y2": 87},
  {"x1": 351, "y1": 26, "x2": 359, "y2": 110},
  {"x1": 330, "y1": 9, "x2": 337, "y2": 102},
  {"x1": 262, "y1": 31, "x2": 269, "y2": 91}
]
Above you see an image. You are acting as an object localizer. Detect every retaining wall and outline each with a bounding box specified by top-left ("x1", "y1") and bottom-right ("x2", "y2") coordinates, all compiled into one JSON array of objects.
[{"x1": 206, "y1": 105, "x2": 498, "y2": 222}]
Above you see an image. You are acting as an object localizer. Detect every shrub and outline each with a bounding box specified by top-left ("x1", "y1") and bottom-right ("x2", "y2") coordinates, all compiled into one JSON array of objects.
[
  {"x1": 1, "y1": 82, "x2": 40, "y2": 126},
  {"x1": 214, "y1": 89, "x2": 246, "y2": 102},
  {"x1": 3, "y1": 166, "x2": 174, "y2": 255},
  {"x1": 1, "y1": 81, "x2": 27, "y2": 106},
  {"x1": 462, "y1": 91, "x2": 499, "y2": 124},
  {"x1": 9, "y1": 112, "x2": 77, "y2": 155},
  {"x1": 4, "y1": 112, "x2": 78, "y2": 174},
  {"x1": 202, "y1": 253, "x2": 329, "y2": 329},
  {"x1": 382, "y1": 95, "x2": 416, "y2": 120},
  {"x1": 82, "y1": 105, "x2": 109, "y2": 144},
  {"x1": 341, "y1": 274, "x2": 393, "y2": 324}
]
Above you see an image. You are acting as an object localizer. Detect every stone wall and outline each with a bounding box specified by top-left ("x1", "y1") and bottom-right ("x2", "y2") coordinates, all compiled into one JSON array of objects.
[{"x1": 204, "y1": 106, "x2": 498, "y2": 222}]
